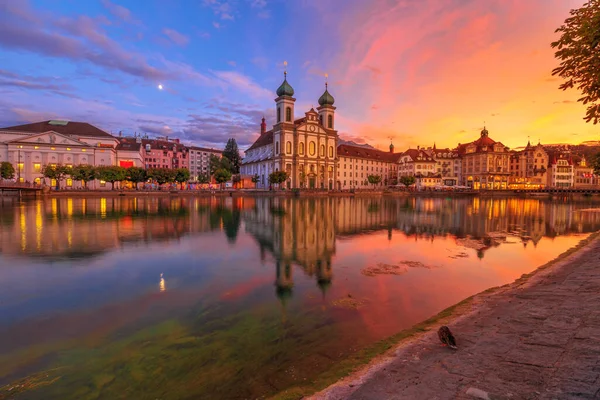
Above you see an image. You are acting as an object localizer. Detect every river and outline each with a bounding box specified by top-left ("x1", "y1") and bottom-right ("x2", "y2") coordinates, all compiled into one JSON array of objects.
[{"x1": 1, "y1": 195, "x2": 599, "y2": 399}]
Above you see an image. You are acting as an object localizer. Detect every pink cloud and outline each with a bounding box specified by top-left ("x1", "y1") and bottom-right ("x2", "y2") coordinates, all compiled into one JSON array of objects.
[{"x1": 162, "y1": 28, "x2": 190, "y2": 46}]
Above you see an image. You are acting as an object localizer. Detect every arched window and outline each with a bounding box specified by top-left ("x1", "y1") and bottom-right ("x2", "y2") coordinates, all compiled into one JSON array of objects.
[
  {"x1": 285, "y1": 107, "x2": 291, "y2": 122},
  {"x1": 277, "y1": 107, "x2": 281, "y2": 123},
  {"x1": 276, "y1": 141, "x2": 279, "y2": 154},
  {"x1": 299, "y1": 142, "x2": 304, "y2": 155},
  {"x1": 320, "y1": 144, "x2": 325, "y2": 156},
  {"x1": 327, "y1": 115, "x2": 333, "y2": 128},
  {"x1": 319, "y1": 115, "x2": 323, "y2": 125},
  {"x1": 309, "y1": 141, "x2": 316, "y2": 156},
  {"x1": 329, "y1": 146, "x2": 333, "y2": 158},
  {"x1": 286, "y1": 141, "x2": 291, "y2": 154}
]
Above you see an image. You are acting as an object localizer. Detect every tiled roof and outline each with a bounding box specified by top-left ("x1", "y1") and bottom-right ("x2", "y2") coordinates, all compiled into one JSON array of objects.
[
  {"x1": 246, "y1": 130, "x2": 273, "y2": 151},
  {"x1": 401, "y1": 148, "x2": 436, "y2": 162},
  {"x1": 456, "y1": 134, "x2": 507, "y2": 155},
  {"x1": 141, "y1": 138, "x2": 187, "y2": 152},
  {"x1": 116, "y1": 140, "x2": 142, "y2": 151},
  {"x1": 0, "y1": 120, "x2": 114, "y2": 138},
  {"x1": 188, "y1": 146, "x2": 222, "y2": 153},
  {"x1": 337, "y1": 144, "x2": 400, "y2": 163}
]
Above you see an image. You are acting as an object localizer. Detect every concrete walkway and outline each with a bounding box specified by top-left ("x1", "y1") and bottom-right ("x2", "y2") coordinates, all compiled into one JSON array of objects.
[{"x1": 313, "y1": 236, "x2": 600, "y2": 400}]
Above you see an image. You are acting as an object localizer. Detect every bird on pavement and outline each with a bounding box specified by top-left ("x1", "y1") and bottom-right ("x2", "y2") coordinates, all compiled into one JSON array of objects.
[{"x1": 438, "y1": 326, "x2": 457, "y2": 349}]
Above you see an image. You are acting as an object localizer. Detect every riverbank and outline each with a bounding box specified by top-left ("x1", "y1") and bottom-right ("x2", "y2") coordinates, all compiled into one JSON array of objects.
[{"x1": 270, "y1": 232, "x2": 600, "y2": 400}]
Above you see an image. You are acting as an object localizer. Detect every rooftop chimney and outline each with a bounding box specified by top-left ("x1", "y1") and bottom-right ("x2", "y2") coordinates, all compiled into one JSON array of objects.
[{"x1": 261, "y1": 117, "x2": 267, "y2": 135}]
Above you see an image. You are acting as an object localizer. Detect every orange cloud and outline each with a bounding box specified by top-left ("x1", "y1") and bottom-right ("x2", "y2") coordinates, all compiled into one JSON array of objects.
[{"x1": 329, "y1": 0, "x2": 593, "y2": 150}]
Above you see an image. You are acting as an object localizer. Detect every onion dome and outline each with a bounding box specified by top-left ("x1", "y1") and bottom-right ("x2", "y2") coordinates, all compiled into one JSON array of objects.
[
  {"x1": 318, "y1": 84, "x2": 335, "y2": 106},
  {"x1": 276, "y1": 73, "x2": 294, "y2": 97}
]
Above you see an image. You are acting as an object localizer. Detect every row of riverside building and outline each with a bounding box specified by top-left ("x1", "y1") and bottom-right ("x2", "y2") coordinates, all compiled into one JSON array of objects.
[
  {"x1": 0, "y1": 73, "x2": 597, "y2": 191},
  {"x1": 240, "y1": 74, "x2": 599, "y2": 190},
  {"x1": 0, "y1": 120, "x2": 221, "y2": 189}
]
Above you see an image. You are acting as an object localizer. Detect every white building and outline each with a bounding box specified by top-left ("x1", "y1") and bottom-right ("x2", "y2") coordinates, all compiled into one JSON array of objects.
[
  {"x1": 425, "y1": 145, "x2": 462, "y2": 186},
  {"x1": 188, "y1": 146, "x2": 222, "y2": 181},
  {"x1": 241, "y1": 74, "x2": 338, "y2": 189},
  {"x1": 241, "y1": 74, "x2": 401, "y2": 190},
  {"x1": 397, "y1": 148, "x2": 440, "y2": 188},
  {"x1": 0, "y1": 120, "x2": 123, "y2": 188}
]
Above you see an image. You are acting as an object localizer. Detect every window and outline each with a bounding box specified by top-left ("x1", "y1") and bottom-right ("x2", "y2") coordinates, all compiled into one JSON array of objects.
[
  {"x1": 299, "y1": 142, "x2": 304, "y2": 155},
  {"x1": 328, "y1": 115, "x2": 333, "y2": 128},
  {"x1": 319, "y1": 115, "x2": 323, "y2": 125},
  {"x1": 66, "y1": 179, "x2": 73, "y2": 187},
  {"x1": 33, "y1": 163, "x2": 41, "y2": 173},
  {"x1": 329, "y1": 146, "x2": 333, "y2": 158},
  {"x1": 100, "y1": 180, "x2": 106, "y2": 187},
  {"x1": 309, "y1": 141, "x2": 316, "y2": 156},
  {"x1": 276, "y1": 141, "x2": 279, "y2": 154},
  {"x1": 17, "y1": 162, "x2": 24, "y2": 171},
  {"x1": 286, "y1": 107, "x2": 291, "y2": 122},
  {"x1": 286, "y1": 141, "x2": 292, "y2": 154},
  {"x1": 51, "y1": 179, "x2": 57, "y2": 187},
  {"x1": 277, "y1": 107, "x2": 281, "y2": 123},
  {"x1": 320, "y1": 144, "x2": 325, "y2": 157}
]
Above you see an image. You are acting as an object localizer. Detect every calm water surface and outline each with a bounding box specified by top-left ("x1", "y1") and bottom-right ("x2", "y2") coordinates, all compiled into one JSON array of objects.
[{"x1": 1, "y1": 195, "x2": 599, "y2": 399}]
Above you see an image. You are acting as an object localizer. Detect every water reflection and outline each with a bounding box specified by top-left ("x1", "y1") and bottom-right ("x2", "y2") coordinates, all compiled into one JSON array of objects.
[{"x1": 1, "y1": 195, "x2": 600, "y2": 400}]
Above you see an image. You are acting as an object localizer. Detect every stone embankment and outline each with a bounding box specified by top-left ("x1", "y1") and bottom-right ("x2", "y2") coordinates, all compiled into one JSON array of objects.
[{"x1": 311, "y1": 235, "x2": 600, "y2": 400}]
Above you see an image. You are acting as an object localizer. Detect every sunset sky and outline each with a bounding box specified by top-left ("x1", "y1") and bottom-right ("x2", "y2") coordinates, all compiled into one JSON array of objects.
[{"x1": 0, "y1": 0, "x2": 596, "y2": 151}]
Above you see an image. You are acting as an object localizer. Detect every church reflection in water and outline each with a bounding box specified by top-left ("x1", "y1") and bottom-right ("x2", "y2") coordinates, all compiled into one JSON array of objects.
[
  {"x1": 2, "y1": 195, "x2": 600, "y2": 303},
  {"x1": 241, "y1": 196, "x2": 600, "y2": 301}
]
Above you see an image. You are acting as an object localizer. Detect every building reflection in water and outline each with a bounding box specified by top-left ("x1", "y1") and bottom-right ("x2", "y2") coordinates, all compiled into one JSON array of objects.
[
  {"x1": 241, "y1": 196, "x2": 600, "y2": 302},
  {"x1": 159, "y1": 273, "x2": 166, "y2": 293},
  {"x1": 1, "y1": 195, "x2": 600, "y2": 302}
]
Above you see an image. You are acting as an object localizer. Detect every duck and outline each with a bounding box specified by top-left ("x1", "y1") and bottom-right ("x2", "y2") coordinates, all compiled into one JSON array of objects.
[{"x1": 438, "y1": 326, "x2": 457, "y2": 349}]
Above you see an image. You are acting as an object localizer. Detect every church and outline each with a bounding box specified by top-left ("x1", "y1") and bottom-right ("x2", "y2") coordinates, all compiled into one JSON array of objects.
[
  {"x1": 241, "y1": 73, "x2": 398, "y2": 190},
  {"x1": 241, "y1": 72, "x2": 338, "y2": 189}
]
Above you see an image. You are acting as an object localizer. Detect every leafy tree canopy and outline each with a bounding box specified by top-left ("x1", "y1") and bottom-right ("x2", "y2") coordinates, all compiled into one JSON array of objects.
[
  {"x1": 174, "y1": 168, "x2": 190, "y2": 183},
  {"x1": 399, "y1": 175, "x2": 416, "y2": 187},
  {"x1": 214, "y1": 168, "x2": 232, "y2": 184},
  {"x1": 0, "y1": 162, "x2": 15, "y2": 180},
  {"x1": 592, "y1": 152, "x2": 600, "y2": 175},
  {"x1": 197, "y1": 173, "x2": 210, "y2": 184},
  {"x1": 367, "y1": 174, "x2": 382, "y2": 185},
  {"x1": 268, "y1": 170, "x2": 288, "y2": 185},
  {"x1": 70, "y1": 165, "x2": 97, "y2": 186},
  {"x1": 552, "y1": 0, "x2": 600, "y2": 123},
  {"x1": 222, "y1": 138, "x2": 241, "y2": 174}
]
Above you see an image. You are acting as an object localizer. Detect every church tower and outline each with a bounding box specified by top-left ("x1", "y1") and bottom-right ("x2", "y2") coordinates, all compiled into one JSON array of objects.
[
  {"x1": 275, "y1": 70, "x2": 295, "y2": 125},
  {"x1": 317, "y1": 82, "x2": 335, "y2": 129}
]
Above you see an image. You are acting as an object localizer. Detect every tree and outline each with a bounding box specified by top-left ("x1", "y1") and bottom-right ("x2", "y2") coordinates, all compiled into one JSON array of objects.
[
  {"x1": 0, "y1": 162, "x2": 15, "y2": 180},
  {"x1": 209, "y1": 154, "x2": 222, "y2": 176},
  {"x1": 174, "y1": 168, "x2": 191, "y2": 189},
  {"x1": 268, "y1": 170, "x2": 288, "y2": 189},
  {"x1": 147, "y1": 168, "x2": 176, "y2": 186},
  {"x1": 42, "y1": 164, "x2": 70, "y2": 189},
  {"x1": 70, "y1": 165, "x2": 97, "y2": 189},
  {"x1": 367, "y1": 174, "x2": 382, "y2": 189},
  {"x1": 222, "y1": 138, "x2": 241, "y2": 174},
  {"x1": 551, "y1": 1, "x2": 600, "y2": 124},
  {"x1": 592, "y1": 152, "x2": 600, "y2": 175},
  {"x1": 214, "y1": 168, "x2": 232, "y2": 188},
  {"x1": 251, "y1": 174, "x2": 260, "y2": 188},
  {"x1": 399, "y1": 175, "x2": 416, "y2": 188},
  {"x1": 126, "y1": 167, "x2": 147, "y2": 190},
  {"x1": 96, "y1": 166, "x2": 126, "y2": 190},
  {"x1": 197, "y1": 173, "x2": 210, "y2": 184}
]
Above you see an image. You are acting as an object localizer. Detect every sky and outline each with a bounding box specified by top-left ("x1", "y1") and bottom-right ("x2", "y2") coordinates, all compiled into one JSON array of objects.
[{"x1": 0, "y1": 0, "x2": 597, "y2": 152}]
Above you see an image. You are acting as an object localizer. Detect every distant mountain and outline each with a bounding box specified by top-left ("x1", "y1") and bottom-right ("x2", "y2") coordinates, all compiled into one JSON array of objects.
[{"x1": 338, "y1": 138, "x2": 376, "y2": 149}]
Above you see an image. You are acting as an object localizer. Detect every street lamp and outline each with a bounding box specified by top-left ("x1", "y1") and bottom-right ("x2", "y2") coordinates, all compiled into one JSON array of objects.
[{"x1": 17, "y1": 149, "x2": 21, "y2": 184}]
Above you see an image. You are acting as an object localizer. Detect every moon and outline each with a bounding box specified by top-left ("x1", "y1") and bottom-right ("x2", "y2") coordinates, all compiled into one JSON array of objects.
[{"x1": 158, "y1": 84, "x2": 163, "y2": 90}]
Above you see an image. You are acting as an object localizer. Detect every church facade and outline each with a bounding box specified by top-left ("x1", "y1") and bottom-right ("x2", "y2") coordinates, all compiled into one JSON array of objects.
[{"x1": 241, "y1": 74, "x2": 398, "y2": 190}]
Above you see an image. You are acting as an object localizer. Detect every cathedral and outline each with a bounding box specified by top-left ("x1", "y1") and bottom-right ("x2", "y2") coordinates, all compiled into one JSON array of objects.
[{"x1": 241, "y1": 72, "x2": 339, "y2": 189}]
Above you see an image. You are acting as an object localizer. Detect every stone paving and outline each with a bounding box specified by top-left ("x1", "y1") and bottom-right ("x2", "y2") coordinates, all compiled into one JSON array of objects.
[{"x1": 313, "y1": 237, "x2": 600, "y2": 400}]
